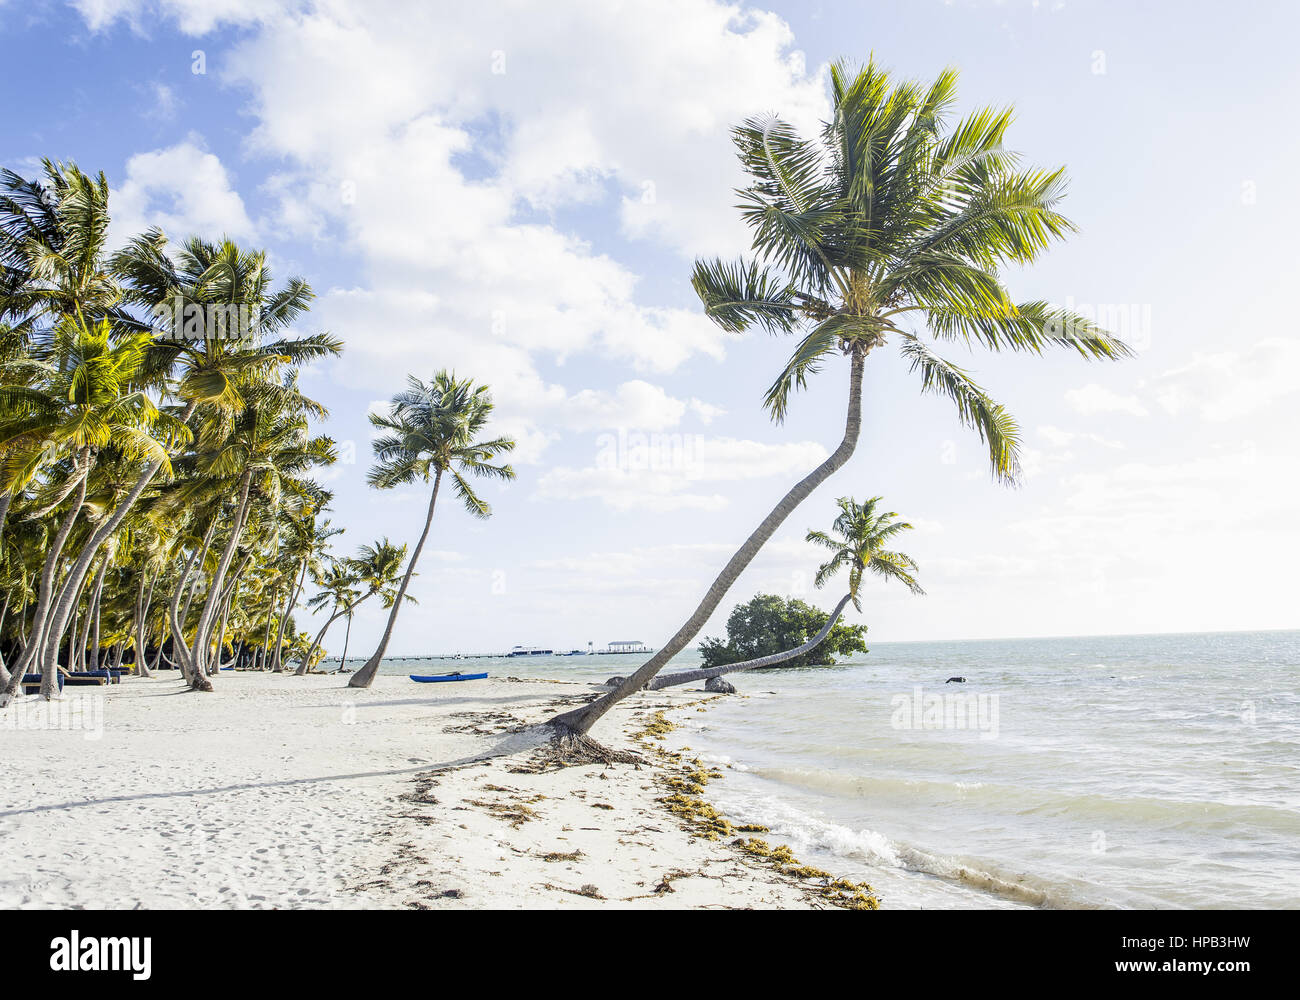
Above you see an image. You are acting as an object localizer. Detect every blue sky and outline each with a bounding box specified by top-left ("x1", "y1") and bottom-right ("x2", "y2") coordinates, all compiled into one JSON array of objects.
[{"x1": 3, "y1": 0, "x2": 1298, "y2": 654}]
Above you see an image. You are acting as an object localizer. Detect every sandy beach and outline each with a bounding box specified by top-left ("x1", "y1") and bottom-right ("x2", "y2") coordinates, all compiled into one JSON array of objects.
[{"x1": 1, "y1": 672, "x2": 874, "y2": 910}]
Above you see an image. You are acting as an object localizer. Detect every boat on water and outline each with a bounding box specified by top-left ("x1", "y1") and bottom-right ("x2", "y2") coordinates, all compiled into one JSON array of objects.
[
  {"x1": 507, "y1": 645, "x2": 553, "y2": 657},
  {"x1": 409, "y1": 672, "x2": 488, "y2": 683}
]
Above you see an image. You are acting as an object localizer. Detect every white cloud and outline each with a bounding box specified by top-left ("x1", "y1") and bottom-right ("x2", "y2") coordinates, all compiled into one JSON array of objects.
[
  {"x1": 1063, "y1": 383, "x2": 1149, "y2": 417},
  {"x1": 559, "y1": 380, "x2": 687, "y2": 432},
  {"x1": 688, "y1": 398, "x2": 726, "y2": 424},
  {"x1": 111, "y1": 137, "x2": 256, "y2": 246}
]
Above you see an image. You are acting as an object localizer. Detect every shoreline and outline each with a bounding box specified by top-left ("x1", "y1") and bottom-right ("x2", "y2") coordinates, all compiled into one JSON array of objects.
[
  {"x1": 2, "y1": 671, "x2": 875, "y2": 909},
  {"x1": 358, "y1": 686, "x2": 878, "y2": 909}
]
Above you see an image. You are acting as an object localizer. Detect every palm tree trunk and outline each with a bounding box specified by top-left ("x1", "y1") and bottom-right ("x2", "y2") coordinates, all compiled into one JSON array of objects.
[
  {"x1": 211, "y1": 598, "x2": 232, "y2": 675},
  {"x1": 294, "y1": 600, "x2": 358, "y2": 676},
  {"x1": 551, "y1": 347, "x2": 866, "y2": 735},
  {"x1": 133, "y1": 570, "x2": 155, "y2": 677},
  {"x1": 75, "y1": 579, "x2": 94, "y2": 671},
  {"x1": 649, "y1": 592, "x2": 854, "y2": 690},
  {"x1": 349, "y1": 470, "x2": 443, "y2": 689},
  {"x1": 208, "y1": 554, "x2": 251, "y2": 675},
  {"x1": 272, "y1": 557, "x2": 308, "y2": 673},
  {"x1": 81, "y1": 557, "x2": 107, "y2": 673},
  {"x1": 259, "y1": 592, "x2": 277, "y2": 670},
  {"x1": 190, "y1": 470, "x2": 253, "y2": 686},
  {"x1": 168, "y1": 517, "x2": 217, "y2": 683},
  {"x1": 39, "y1": 458, "x2": 167, "y2": 680},
  {"x1": 67, "y1": 605, "x2": 77, "y2": 673},
  {"x1": 4, "y1": 461, "x2": 90, "y2": 704},
  {"x1": 0, "y1": 592, "x2": 10, "y2": 689},
  {"x1": 338, "y1": 614, "x2": 354, "y2": 672}
]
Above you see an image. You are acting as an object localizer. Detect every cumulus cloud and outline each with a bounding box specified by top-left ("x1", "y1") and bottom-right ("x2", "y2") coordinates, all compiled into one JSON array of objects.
[{"x1": 110, "y1": 137, "x2": 256, "y2": 246}]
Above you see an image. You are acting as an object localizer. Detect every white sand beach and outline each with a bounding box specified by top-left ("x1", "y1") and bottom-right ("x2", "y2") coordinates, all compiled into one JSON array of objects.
[{"x1": 1, "y1": 672, "x2": 873, "y2": 909}]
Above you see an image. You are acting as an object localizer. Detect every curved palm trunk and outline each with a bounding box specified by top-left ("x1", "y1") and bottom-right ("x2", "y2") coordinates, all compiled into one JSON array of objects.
[
  {"x1": 551, "y1": 347, "x2": 866, "y2": 735},
  {"x1": 0, "y1": 593, "x2": 11, "y2": 689},
  {"x1": 296, "y1": 594, "x2": 371, "y2": 676},
  {"x1": 271, "y1": 558, "x2": 308, "y2": 673},
  {"x1": 77, "y1": 557, "x2": 107, "y2": 673},
  {"x1": 190, "y1": 470, "x2": 253, "y2": 688},
  {"x1": 167, "y1": 518, "x2": 217, "y2": 683},
  {"x1": 208, "y1": 553, "x2": 251, "y2": 675},
  {"x1": 649, "y1": 592, "x2": 853, "y2": 690},
  {"x1": 38, "y1": 450, "x2": 171, "y2": 681},
  {"x1": 349, "y1": 471, "x2": 443, "y2": 689},
  {"x1": 133, "y1": 570, "x2": 156, "y2": 678},
  {"x1": 75, "y1": 586, "x2": 93, "y2": 671},
  {"x1": 4, "y1": 465, "x2": 89, "y2": 705},
  {"x1": 338, "y1": 614, "x2": 354, "y2": 672}
]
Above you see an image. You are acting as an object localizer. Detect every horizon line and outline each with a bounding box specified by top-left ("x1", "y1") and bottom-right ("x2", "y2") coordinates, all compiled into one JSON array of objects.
[{"x1": 337, "y1": 624, "x2": 1300, "y2": 660}]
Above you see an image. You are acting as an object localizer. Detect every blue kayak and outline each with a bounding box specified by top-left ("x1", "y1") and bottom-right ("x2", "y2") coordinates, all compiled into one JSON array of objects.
[{"x1": 409, "y1": 672, "x2": 488, "y2": 683}]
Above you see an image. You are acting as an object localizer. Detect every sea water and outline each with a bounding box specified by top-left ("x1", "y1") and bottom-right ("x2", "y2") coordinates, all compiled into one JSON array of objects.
[{"x1": 366, "y1": 629, "x2": 1299, "y2": 909}]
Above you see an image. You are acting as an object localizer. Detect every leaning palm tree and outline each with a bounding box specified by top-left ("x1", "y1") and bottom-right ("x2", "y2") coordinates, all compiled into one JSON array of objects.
[
  {"x1": 651, "y1": 496, "x2": 922, "y2": 690},
  {"x1": 347, "y1": 372, "x2": 515, "y2": 689},
  {"x1": 552, "y1": 57, "x2": 1130, "y2": 736}
]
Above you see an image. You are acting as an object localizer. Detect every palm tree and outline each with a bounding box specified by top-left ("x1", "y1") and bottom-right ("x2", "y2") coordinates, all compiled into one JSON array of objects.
[
  {"x1": 295, "y1": 539, "x2": 406, "y2": 675},
  {"x1": 347, "y1": 373, "x2": 515, "y2": 689},
  {"x1": 651, "y1": 496, "x2": 922, "y2": 690},
  {"x1": 552, "y1": 57, "x2": 1130, "y2": 735}
]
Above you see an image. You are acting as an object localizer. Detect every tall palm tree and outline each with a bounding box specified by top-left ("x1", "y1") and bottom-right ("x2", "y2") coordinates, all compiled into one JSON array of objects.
[
  {"x1": 651, "y1": 496, "x2": 922, "y2": 689},
  {"x1": 553, "y1": 57, "x2": 1130, "y2": 735},
  {"x1": 348, "y1": 372, "x2": 515, "y2": 689}
]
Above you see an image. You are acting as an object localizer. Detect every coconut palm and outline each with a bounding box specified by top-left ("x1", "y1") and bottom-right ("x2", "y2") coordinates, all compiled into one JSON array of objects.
[
  {"x1": 347, "y1": 373, "x2": 515, "y2": 689},
  {"x1": 651, "y1": 496, "x2": 922, "y2": 690},
  {"x1": 295, "y1": 539, "x2": 407, "y2": 675},
  {"x1": 553, "y1": 57, "x2": 1130, "y2": 735}
]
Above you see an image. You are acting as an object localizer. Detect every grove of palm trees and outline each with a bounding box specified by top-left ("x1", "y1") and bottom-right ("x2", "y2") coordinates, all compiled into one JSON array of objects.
[{"x1": 0, "y1": 162, "x2": 417, "y2": 703}]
